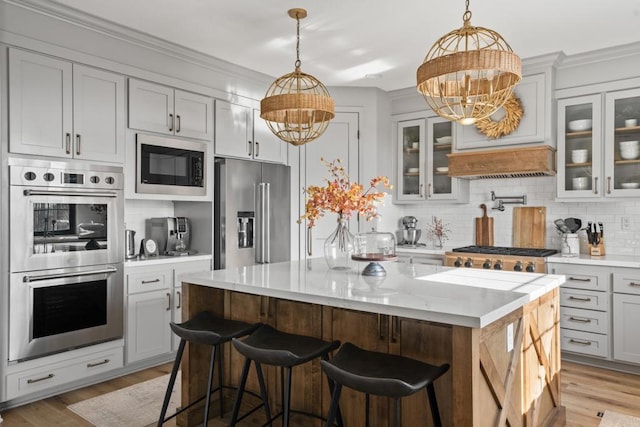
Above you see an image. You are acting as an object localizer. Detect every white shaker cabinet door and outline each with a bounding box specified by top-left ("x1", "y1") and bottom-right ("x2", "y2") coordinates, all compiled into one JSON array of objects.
[
  {"x1": 126, "y1": 290, "x2": 172, "y2": 364},
  {"x1": 613, "y1": 293, "x2": 640, "y2": 364},
  {"x1": 9, "y1": 48, "x2": 73, "y2": 158},
  {"x1": 73, "y1": 65, "x2": 125, "y2": 163},
  {"x1": 174, "y1": 90, "x2": 213, "y2": 141},
  {"x1": 128, "y1": 78, "x2": 174, "y2": 136},
  {"x1": 214, "y1": 100, "x2": 252, "y2": 158},
  {"x1": 253, "y1": 109, "x2": 288, "y2": 164}
]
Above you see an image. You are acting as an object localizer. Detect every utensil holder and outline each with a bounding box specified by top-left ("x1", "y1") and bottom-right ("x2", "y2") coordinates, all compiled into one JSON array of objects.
[{"x1": 589, "y1": 237, "x2": 605, "y2": 256}]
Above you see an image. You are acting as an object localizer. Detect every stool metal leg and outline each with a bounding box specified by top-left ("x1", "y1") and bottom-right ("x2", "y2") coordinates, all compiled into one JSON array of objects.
[
  {"x1": 254, "y1": 361, "x2": 273, "y2": 427},
  {"x1": 229, "y1": 358, "x2": 252, "y2": 426},
  {"x1": 217, "y1": 345, "x2": 224, "y2": 418},
  {"x1": 283, "y1": 367, "x2": 292, "y2": 427},
  {"x1": 202, "y1": 344, "x2": 218, "y2": 427},
  {"x1": 325, "y1": 382, "x2": 342, "y2": 427},
  {"x1": 365, "y1": 393, "x2": 370, "y2": 427},
  {"x1": 426, "y1": 383, "x2": 443, "y2": 427},
  {"x1": 322, "y1": 354, "x2": 344, "y2": 427},
  {"x1": 158, "y1": 339, "x2": 185, "y2": 426},
  {"x1": 393, "y1": 398, "x2": 400, "y2": 427}
]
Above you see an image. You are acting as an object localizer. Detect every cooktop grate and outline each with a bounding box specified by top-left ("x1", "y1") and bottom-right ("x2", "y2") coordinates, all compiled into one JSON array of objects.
[{"x1": 451, "y1": 246, "x2": 558, "y2": 257}]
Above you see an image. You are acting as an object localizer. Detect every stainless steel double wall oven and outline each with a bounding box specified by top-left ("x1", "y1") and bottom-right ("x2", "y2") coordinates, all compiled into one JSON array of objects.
[{"x1": 8, "y1": 159, "x2": 124, "y2": 362}]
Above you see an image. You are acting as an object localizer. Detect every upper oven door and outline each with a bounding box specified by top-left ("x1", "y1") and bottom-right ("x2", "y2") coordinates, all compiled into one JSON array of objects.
[
  {"x1": 10, "y1": 186, "x2": 123, "y2": 272},
  {"x1": 136, "y1": 133, "x2": 206, "y2": 196}
]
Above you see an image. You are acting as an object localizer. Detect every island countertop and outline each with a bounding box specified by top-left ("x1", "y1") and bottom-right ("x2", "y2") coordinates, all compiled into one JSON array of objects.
[{"x1": 181, "y1": 257, "x2": 565, "y2": 328}]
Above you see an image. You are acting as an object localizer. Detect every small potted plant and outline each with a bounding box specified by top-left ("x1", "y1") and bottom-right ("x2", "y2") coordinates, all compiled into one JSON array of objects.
[{"x1": 426, "y1": 216, "x2": 451, "y2": 249}]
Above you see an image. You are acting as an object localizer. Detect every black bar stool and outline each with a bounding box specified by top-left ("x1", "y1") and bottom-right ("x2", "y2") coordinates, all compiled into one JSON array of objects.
[
  {"x1": 229, "y1": 324, "x2": 343, "y2": 427},
  {"x1": 157, "y1": 311, "x2": 261, "y2": 427},
  {"x1": 321, "y1": 342, "x2": 450, "y2": 427}
]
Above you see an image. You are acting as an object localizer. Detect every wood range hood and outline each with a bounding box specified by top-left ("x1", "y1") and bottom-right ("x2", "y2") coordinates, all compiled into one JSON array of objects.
[{"x1": 447, "y1": 145, "x2": 556, "y2": 179}]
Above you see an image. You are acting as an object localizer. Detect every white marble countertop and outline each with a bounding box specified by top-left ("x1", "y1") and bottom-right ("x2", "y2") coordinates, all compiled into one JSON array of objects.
[
  {"x1": 395, "y1": 246, "x2": 446, "y2": 256},
  {"x1": 181, "y1": 258, "x2": 565, "y2": 328},
  {"x1": 546, "y1": 253, "x2": 640, "y2": 268},
  {"x1": 124, "y1": 253, "x2": 212, "y2": 267}
]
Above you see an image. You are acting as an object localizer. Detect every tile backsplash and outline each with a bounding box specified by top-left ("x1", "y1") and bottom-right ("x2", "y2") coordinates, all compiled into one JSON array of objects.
[
  {"x1": 376, "y1": 176, "x2": 640, "y2": 257},
  {"x1": 124, "y1": 199, "x2": 175, "y2": 252}
]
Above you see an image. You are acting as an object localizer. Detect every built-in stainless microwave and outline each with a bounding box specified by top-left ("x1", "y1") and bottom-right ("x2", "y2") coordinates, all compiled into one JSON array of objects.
[{"x1": 136, "y1": 133, "x2": 206, "y2": 196}]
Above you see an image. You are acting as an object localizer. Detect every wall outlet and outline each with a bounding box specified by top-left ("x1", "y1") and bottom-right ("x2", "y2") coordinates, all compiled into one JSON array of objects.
[
  {"x1": 506, "y1": 323, "x2": 514, "y2": 352},
  {"x1": 622, "y1": 216, "x2": 631, "y2": 230}
]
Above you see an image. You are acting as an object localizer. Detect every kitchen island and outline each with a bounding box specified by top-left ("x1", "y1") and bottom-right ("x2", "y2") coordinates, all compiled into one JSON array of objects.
[{"x1": 179, "y1": 258, "x2": 566, "y2": 426}]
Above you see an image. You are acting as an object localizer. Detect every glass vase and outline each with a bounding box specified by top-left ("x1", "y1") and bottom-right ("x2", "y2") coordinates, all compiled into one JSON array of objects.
[{"x1": 324, "y1": 214, "x2": 355, "y2": 270}]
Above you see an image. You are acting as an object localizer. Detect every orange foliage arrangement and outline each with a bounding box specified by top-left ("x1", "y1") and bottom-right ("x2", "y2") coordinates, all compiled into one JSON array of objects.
[{"x1": 299, "y1": 158, "x2": 392, "y2": 227}]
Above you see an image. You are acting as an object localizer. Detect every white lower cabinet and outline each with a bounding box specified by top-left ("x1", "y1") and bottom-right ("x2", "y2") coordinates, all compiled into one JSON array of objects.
[
  {"x1": 5, "y1": 341, "x2": 123, "y2": 401},
  {"x1": 613, "y1": 270, "x2": 640, "y2": 364},
  {"x1": 125, "y1": 259, "x2": 211, "y2": 363}
]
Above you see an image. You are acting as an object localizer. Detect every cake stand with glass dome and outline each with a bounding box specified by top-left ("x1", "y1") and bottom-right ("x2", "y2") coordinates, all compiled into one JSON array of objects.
[{"x1": 351, "y1": 230, "x2": 398, "y2": 276}]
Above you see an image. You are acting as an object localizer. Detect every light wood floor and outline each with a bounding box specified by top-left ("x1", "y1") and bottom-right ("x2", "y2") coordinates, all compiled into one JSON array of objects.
[{"x1": 2, "y1": 361, "x2": 640, "y2": 426}]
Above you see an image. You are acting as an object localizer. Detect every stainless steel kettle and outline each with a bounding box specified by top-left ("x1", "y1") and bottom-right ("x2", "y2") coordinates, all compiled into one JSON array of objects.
[{"x1": 125, "y1": 229, "x2": 137, "y2": 259}]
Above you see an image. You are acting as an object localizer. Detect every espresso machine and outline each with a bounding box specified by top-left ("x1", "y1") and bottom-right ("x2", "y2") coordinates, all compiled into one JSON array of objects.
[
  {"x1": 145, "y1": 217, "x2": 192, "y2": 255},
  {"x1": 399, "y1": 216, "x2": 424, "y2": 247}
]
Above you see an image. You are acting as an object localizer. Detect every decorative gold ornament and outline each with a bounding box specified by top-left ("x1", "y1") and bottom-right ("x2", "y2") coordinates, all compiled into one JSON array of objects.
[
  {"x1": 475, "y1": 94, "x2": 523, "y2": 139},
  {"x1": 416, "y1": 0, "x2": 522, "y2": 125},
  {"x1": 260, "y1": 8, "x2": 335, "y2": 146}
]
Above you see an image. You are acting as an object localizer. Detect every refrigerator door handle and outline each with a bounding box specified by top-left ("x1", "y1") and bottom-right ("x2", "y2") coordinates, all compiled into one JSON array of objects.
[{"x1": 256, "y1": 182, "x2": 270, "y2": 263}]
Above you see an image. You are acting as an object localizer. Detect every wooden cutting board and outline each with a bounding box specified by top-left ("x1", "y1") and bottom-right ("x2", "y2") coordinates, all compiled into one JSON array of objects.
[
  {"x1": 475, "y1": 204, "x2": 494, "y2": 246},
  {"x1": 513, "y1": 207, "x2": 546, "y2": 248}
]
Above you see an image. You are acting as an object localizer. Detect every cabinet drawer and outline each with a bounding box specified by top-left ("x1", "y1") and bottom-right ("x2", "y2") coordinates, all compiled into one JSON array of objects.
[
  {"x1": 613, "y1": 271, "x2": 640, "y2": 295},
  {"x1": 127, "y1": 269, "x2": 171, "y2": 294},
  {"x1": 5, "y1": 345, "x2": 123, "y2": 400},
  {"x1": 560, "y1": 288, "x2": 609, "y2": 311},
  {"x1": 561, "y1": 329, "x2": 609, "y2": 358},
  {"x1": 560, "y1": 306, "x2": 608, "y2": 334},
  {"x1": 550, "y1": 264, "x2": 609, "y2": 291}
]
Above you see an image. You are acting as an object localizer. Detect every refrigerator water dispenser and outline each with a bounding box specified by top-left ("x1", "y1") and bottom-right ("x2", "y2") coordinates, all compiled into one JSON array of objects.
[{"x1": 237, "y1": 212, "x2": 254, "y2": 248}]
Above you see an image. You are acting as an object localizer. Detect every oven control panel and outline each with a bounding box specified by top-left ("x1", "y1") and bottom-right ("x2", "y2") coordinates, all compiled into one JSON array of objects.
[
  {"x1": 10, "y1": 165, "x2": 123, "y2": 190},
  {"x1": 445, "y1": 253, "x2": 546, "y2": 273}
]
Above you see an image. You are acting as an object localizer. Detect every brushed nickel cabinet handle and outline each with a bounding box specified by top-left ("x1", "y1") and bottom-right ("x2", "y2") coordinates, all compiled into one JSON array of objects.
[
  {"x1": 76, "y1": 134, "x2": 81, "y2": 155},
  {"x1": 568, "y1": 277, "x2": 592, "y2": 282},
  {"x1": 166, "y1": 293, "x2": 171, "y2": 311},
  {"x1": 629, "y1": 282, "x2": 640, "y2": 287},
  {"x1": 169, "y1": 113, "x2": 174, "y2": 131},
  {"x1": 176, "y1": 290, "x2": 182, "y2": 309},
  {"x1": 27, "y1": 373, "x2": 54, "y2": 384},
  {"x1": 248, "y1": 141, "x2": 253, "y2": 156},
  {"x1": 255, "y1": 141, "x2": 260, "y2": 157},
  {"x1": 87, "y1": 359, "x2": 110, "y2": 368},
  {"x1": 141, "y1": 279, "x2": 160, "y2": 284},
  {"x1": 568, "y1": 296, "x2": 592, "y2": 302},
  {"x1": 594, "y1": 177, "x2": 598, "y2": 195},
  {"x1": 607, "y1": 176, "x2": 611, "y2": 194},
  {"x1": 568, "y1": 316, "x2": 591, "y2": 323},
  {"x1": 65, "y1": 133, "x2": 71, "y2": 154},
  {"x1": 569, "y1": 338, "x2": 592, "y2": 346},
  {"x1": 428, "y1": 183, "x2": 432, "y2": 197},
  {"x1": 176, "y1": 114, "x2": 181, "y2": 133},
  {"x1": 419, "y1": 183, "x2": 424, "y2": 198}
]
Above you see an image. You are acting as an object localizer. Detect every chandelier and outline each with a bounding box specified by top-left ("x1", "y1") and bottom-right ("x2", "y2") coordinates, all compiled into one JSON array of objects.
[
  {"x1": 416, "y1": 0, "x2": 522, "y2": 125},
  {"x1": 260, "y1": 8, "x2": 335, "y2": 146}
]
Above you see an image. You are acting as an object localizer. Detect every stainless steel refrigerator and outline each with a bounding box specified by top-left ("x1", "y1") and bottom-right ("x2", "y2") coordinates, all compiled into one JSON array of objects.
[{"x1": 214, "y1": 158, "x2": 291, "y2": 269}]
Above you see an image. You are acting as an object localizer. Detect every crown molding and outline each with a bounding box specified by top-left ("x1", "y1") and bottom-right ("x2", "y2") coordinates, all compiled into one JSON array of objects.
[{"x1": 558, "y1": 40, "x2": 640, "y2": 69}]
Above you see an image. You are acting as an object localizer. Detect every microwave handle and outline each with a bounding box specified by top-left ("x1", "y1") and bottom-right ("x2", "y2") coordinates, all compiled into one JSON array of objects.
[
  {"x1": 256, "y1": 182, "x2": 270, "y2": 264},
  {"x1": 23, "y1": 189, "x2": 118, "y2": 198},
  {"x1": 23, "y1": 266, "x2": 118, "y2": 283}
]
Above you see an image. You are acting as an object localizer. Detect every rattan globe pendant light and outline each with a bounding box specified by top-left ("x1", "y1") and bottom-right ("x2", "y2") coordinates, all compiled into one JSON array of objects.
[
  {"x1": 260, "y1": 8, "x2": 335, "y2": 146},
  {"x1": 416, "y1": 0, "x2": 522, "y2": 125}
]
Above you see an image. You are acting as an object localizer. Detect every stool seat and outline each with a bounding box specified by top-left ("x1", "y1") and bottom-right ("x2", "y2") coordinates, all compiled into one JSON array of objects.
[
  {"x1": 158, "y1": 311, "x2": 261, "y2": 427},
  {"x1": 321, "y1": 342, "x2": 450, "y2": 397},
  {"x1": 321, "y1": 342, "x2": 450, "y2": 427},
  {"x1": 170, "y1": 311, "x2": 260, "y2": 346},
  {"x1": 232, "y1": 324, "x2": 340, "y2": 367}
]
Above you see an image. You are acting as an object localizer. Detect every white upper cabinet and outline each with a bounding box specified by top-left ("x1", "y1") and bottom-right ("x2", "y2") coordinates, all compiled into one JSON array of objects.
[
  {"x1": 214, "y1": 99, "x2": 287, "y2": 164},
  {"x1": 9, "y1": 48, "x2": 125, "y2": 163},
  {"x1": 129, "y1": 78, "x2": 213, "y2": 141},
  {"x1": 456, "y1": 73, "x2": 548, "y2": 149}
]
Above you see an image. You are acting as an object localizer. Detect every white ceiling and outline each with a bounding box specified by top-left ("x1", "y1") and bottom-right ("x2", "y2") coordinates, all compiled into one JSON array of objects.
[{"x1": 49, "y1": 0, "x2": 640, "y2": 92}]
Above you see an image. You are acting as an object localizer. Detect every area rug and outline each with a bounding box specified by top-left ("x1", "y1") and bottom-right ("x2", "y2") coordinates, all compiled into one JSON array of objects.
[
  {"x1": 600, "y1": 410, "x2": 640, "y2": 427},
  {"x1": 68, "y1": 374, "x2": 180, "y2": 427}
]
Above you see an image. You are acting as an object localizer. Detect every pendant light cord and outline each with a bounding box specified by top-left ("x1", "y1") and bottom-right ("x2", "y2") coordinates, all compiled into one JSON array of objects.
[{"x1": 295, "y1": 12, "x2": 301, "y2": 69}]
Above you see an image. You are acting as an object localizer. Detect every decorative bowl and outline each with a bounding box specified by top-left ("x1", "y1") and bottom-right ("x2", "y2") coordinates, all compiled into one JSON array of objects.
[
  {"x1": 621, "y1": 182, "x2": 640, "y2": 189},
  {"x1": 435, "y1": 136, "x2": 452, "y2": 144},
  {"x1": 571, "y1": 149, "x2": 589, "y2": 164},
  {"x1": 407, "y1": 167, "x2": 419, "y2": 173},
  {"x1": 567, "y1": 119, "x2": 592, "y2": 132},
  {"x1": 572, "y1": 176, "x2": 589, "y2": 190},
  {"x1": 436, "y1": 167, "x2": 449, "y2": 173}
]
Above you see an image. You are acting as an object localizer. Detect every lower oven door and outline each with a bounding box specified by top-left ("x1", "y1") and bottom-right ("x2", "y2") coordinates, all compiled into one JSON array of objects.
[
  {"x1": 10, "y1": 185, "x2": 123, "y2": 272},
  {"x1": 9, "y1": 264, "x2": 124, "y2": 362}
]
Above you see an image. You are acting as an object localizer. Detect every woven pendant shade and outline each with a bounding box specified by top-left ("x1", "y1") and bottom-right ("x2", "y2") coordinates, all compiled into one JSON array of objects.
[
  {"x1": 260, "y1": 8, "x2": 335, "y2": 146},
  {"x1": 416, "y1": 1, "x2": 521, "y2": 125}
]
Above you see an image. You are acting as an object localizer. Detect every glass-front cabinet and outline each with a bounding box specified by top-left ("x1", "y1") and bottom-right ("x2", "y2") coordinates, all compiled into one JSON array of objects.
[
  {"x1": 395, "y1": 113, "x2": 468, "y2": 203},
  {"x1": 557, "y1": 89, "x2": 640, "y2": 199}
]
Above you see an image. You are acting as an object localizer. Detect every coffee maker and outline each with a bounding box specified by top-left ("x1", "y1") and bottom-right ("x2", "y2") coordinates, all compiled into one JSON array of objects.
[{"x1": 145, "y1": 217, "x2": 192, "y2": 255}]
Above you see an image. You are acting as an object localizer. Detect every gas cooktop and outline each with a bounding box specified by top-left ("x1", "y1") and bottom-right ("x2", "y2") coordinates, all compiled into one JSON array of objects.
[{"x1": 451, "y1": 246, "x2": 558, "y2": 257}]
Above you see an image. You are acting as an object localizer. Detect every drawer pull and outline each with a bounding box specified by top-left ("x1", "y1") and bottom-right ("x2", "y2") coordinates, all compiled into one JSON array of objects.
[
  {"x1": 569, "y1": 338, "x2": 592, "y2": 346},
  {"x1": 141, "y1": 279, "x2": 161, "y2": 284},
  {"x1": 568, "y1": 296, "x2": 592, "y2": 302},
  {"x1": 568, "y1": 316, "x2": 592, "y2": 323},
  {"x1": 629, "y1": 282, "x2": 640, "y2": 287},
  {"x1": 27, "y1": 373, "x2": 54, "y2": 384},
  {"x1": 87, "y1": 359, "x2": 110, "y2": 368},
  {"x1": 568, "y1": 277, "x2": 592, "y2": 282}
]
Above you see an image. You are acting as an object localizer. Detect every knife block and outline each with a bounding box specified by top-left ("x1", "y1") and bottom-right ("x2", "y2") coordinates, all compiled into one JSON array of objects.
[{"x1": 589, "y1": 237, "x2": 605, "y2": 256}]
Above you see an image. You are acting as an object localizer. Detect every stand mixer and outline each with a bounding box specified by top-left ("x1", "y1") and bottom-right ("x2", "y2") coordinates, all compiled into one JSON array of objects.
[{"x1": 400, "y1": 216, "x2": 423, "y2": 246}]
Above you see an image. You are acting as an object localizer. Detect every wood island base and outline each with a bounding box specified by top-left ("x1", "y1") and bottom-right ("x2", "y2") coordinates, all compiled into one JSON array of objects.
[{"x1": 178, "y1": 284, "x2": 564, "y2": 427}]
